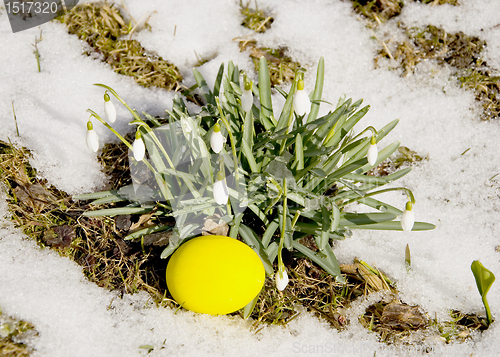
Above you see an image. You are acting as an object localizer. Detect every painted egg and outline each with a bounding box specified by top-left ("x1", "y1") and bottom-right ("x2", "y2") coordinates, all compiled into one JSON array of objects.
[{"x1": 166, "y1": 235, "x2": 265, "y2": 315}]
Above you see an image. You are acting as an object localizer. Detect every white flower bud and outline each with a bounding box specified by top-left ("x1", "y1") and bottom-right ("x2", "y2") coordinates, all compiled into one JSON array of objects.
[
  {"x1": 104, "y1": 93, "x2": 116, "y2": 123},
  {"x1": 241, "y1": 81, "x2": 253, "y2": 113},
  {"x1": 132, "y1": 133, "x2": 145, "y2": 161},
  {"x1": 86, "y1": 120, "x2": 99, "y2": 153},
  {"x1": 401, "y1": 202, "x2": 415, "y2": 232},
  {"x1": 210, "y1": 123, "x2": 224, "y2": 153},
  {"x1": 213, "y1": 171, "x2": 229, "y2": 205},
  {"x1": 293, "y1": 80, "x2": 310, "y2": 116},
  {"x1": 367, "y1": 136, "x2": 378, "y2": 166},
  {"x1": 275, "y1": 268, "x2": 289, "y2": 291}
]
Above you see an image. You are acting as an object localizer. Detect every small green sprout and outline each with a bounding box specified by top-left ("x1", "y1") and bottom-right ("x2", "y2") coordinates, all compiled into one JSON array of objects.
[
  {"x1": 405, "y1": 243, "x2": 411, "y2": 271},
  {"x1": 471, "y1": 260, "x2": 496, "y2": 325}
]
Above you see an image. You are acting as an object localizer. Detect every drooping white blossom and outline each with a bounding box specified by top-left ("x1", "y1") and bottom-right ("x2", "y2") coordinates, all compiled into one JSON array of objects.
[
  {"x1": 210, "y1": 123, "x2": 224, "y2": 153},
  {"x1": 401, "y1": 202, "x2": 415, "y2": 232},
  {"x1": 241, "y1": 81, "x2": 253, "y2": 113},
  {"x1": 86, "y1": 120, "x2": 99, "y2": 153},
  {"x1": 367, "y1": 136, "x2": 378, "y2": 166},
  {"x1": 275, "y1": 268, "x2": 289, "y2": 291},
  {"x1": 104, "y1": 93, "x2": 116, "y2": 123},
  {"x1": 293, "y1": 79, "x2": 310, "y2": 116},
  {"x1": 213, "y1": 171, "x2": 229, "y2": 205},
  {"x1": 132, "y1": 134, "x2": 145, "y2": 161}
]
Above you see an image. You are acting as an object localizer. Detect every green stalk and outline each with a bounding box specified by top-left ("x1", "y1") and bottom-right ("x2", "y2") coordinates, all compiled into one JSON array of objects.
[
  {"x1": 277, "y1": 178, "x2": 287, "y2": 272},
  {"x1": 215, "y1": 97, "x2": 239, "y2": 179},
  {"x1": 338, "y1": 187, "x2": 415, "y2": 208},
  {"x1": 87, "y1": 110, "x2": 173, "y2": 201},
  {"x1": 94, "y1": 84, "x2": 142, "y2": 122}
]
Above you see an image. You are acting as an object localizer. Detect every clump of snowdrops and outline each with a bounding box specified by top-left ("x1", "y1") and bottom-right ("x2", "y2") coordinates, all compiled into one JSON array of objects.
[{"x1": 77, "y1": 57, "x2": 434, "y2": 314}]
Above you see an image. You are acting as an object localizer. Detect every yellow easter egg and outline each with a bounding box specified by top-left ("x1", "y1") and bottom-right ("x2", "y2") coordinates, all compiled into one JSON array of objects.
[{"x1": 166, "y1": 235, "x2": 265, "y2": 315}]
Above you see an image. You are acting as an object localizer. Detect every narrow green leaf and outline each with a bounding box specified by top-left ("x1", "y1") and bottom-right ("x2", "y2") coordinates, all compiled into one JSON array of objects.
[
  {"x1": 306, "y1": 57, "x2": 324, "y2": 124},
  {"x1": 83, "y1": 206, "x2": 155, "y2": 217},
  {"x1": 275, "y1": 79, "x2": 296, "y2": 132},
  {"x1": 239, "y1": 224, "x2": 274, "y2": 275},
  {"x1": 124, "y1": 224, "x2": 173, "y2": 241},
  {"x1": 311, "y1": 168, "x2": 327, "y2": 178},
  {"x1": 161, "y1": 241, "x2": 180, "y2": 259},
  {"x1": 258, "y1": 57, "x2": 274, "y2": 130},
  {"x1": 192, "y1": 68, "x2": 213, "y2": 105},
  {"x1": 350, "y1": 221, "x2": 436, "y2": 230},
  {"x1": 324, "y1": 105, "x2": 370, "y2": 148},
  {"x1": 73, "y1": 190, "x2": 117, "y2": 201},
  {"x1": 243, "y1": 293, "x2": 260, "y2": 319},
  {"x1": 292, "y1": 241, "x2": 341, "y2": 278},
  {"x1": 262, "y1": 219, "x2": 279, "y2": 248},
  {"x1": 294, "y1": 133, "x2": 304, "y2": 170},
  {"x1": 266, "y1": 242, "x2": 279, "y2": 264},
  {"x1": 243, "y1": 108, "x2": 254, "y2": 148},
  {"x1": 213, "y1": 63, "x2": 224, "y2": 98},
  {"x1": 242, "y1": 139, "x2": 259, "y2": 173},
  {"x1": 357, "y1": 197, "x2": 403, "y2": 216},
  {"x1": 340, "y1": 212, "x2": 397, "y2": 226}
]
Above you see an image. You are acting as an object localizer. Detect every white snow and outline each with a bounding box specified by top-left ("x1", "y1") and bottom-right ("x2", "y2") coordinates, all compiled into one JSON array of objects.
[{"x1": 1, "y1": 0, "x2": 500, "y2": 356}]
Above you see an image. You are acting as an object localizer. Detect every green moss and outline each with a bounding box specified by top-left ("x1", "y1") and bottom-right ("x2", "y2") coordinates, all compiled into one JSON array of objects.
[
  {"x1": 58, "y1": 2, "x2": 182, "y2": 90},
  {"x1": 240, "y1": 1, "x2": 274, "y2": 33},
  {"x1": 240, "y1": 41, "x2": 300, "y2": 86},
  {"x1": 351, "y1": 0, "x2": 404, "y2": 26},
  {"x1": 0, "y1": 313, "x2": 37, "y2": 357},
  {"x1": 375, "y1": 25, "x2": 499, "y2": 120}
]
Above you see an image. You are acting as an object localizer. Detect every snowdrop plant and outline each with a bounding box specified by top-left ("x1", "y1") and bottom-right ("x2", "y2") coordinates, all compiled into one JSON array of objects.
[
  {"x1": 471, "y1": 260, "x2": 496, "y2": 326},
  {"x1": 76, "y1": 57, "x2": 435, "y2": 315}
]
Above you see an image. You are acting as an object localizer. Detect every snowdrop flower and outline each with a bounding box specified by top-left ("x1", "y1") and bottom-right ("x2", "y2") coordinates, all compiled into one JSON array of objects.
[
  {"x1": 86, "y1": 120, "x2": 99, "y2": 153},
  {"x1": 401, "y1": 201, "x2": 415, "y2": 232},
  {"x1": 210, "y1": 123, "x2": 224, "y2": 153},
  {"x1": 275, "y1": 267, "x2": 289, "y2": 291},
  {"x1": 103, "y1": 93, "x2": 116, "y2": 123},
  {"x1": 367, "y1": 136, "x2": 378, "y2": 166},
  {"x1": 293, "y1": 79, "x2": 310, "y2": 116},
  {"x1": 241, "y1": 80, "x2": 253, "y2": 113},
  {"x1": 213, "y1": 171, "x2": 229, "y2": 205},
  {"x1": 132, "y1": 131, "x2": 145, "y2": 161}
]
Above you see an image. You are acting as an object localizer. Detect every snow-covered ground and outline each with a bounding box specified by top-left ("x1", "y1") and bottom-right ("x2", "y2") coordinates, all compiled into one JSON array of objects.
[{"x1": 1, "y1": 0, "x2": 500, "y2": 356}]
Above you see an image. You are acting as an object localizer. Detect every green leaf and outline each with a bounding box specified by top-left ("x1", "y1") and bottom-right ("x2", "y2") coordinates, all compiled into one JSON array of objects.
[
  {"x1": 213, "y1": 63, "x2": 224, "y2": 98},
  {"x1": 292, "y1": 240, "x2": 341, "y2": 278},
  {"x1": 243, "y1": 293, "x2": 260, "y2": 319},
  {"x1": 310, "y1": 168, "x2": 328, "y2": 178},
  {"x1": 243, "y1": 108, "x2": 254, "y2": 148},
  {"x1": 124, "y1": 224, "x2": 173, "y2": 241},
  {"x1": 193, "y1": 68, "x2": 213, "y2": 105},
  {"x1": 83, "y1": 206, "x2": 155, "y2": 217},
  {"x1": 161, "y1": 241, "x2": 180, "y2": 259},
  {"x1": 324, "y1": 105, "x2": 370, "y2": 148},
  {"x1": 73, "y1": 190, "x2": 117, "y2": 201},
  {"x1": 318, "y1": 205, "x2": 330, "y2": 250},
  {"x1": 262, "y1": 219, "x2": 279, "y2": 248},
  {"x1": 242, "y1": 139, "x2": 259, "y2": 173},
  {"x1": 471, "y1": 260, "x2": 496, "y2": 325},
  {"x1": 306, "y1": 57, "x2": 324, "y2": 124},
  {"x1": 350, "y1": 221, "x2": 436, "y2": 231},
  {"x1": 239, "y1": 224, "x2": 274, "y2": 275},
  {"x1": 274, "y1": 78, "x2": 295, "y2": 132},
  {"x1": 258, "y1": 57, "x2": 275, "y2": 130},
  {"x1": 339, "y1": 212, "x2": 397, "y2": 226},
  {"x1": 293, "y1": 133, "x2": 304, "y2": 171},
  {"x1": 471, "y1": 260, "x2": 496, "y2": 298}
]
